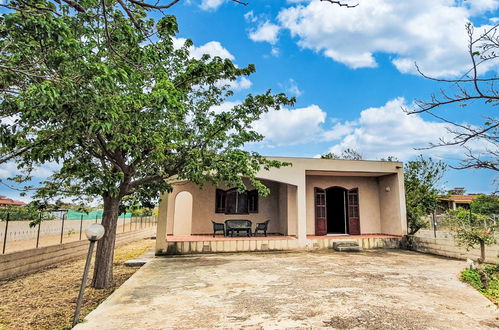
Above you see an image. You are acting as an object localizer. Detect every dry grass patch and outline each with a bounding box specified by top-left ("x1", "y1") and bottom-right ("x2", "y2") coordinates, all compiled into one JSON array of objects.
[{"x1": 0, "y1": 238, "x2": 154, "y2": 330}]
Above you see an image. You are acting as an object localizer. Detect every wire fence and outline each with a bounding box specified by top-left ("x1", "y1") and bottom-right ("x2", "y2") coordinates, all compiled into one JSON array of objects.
[{"x1": 0, "y1": 212, "x2": 157, "y2": 254}]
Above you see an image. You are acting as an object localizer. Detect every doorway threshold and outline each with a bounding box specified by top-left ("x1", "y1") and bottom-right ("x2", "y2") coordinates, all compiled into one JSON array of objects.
[{"x1": 326, "y1": 233, "x2": 348, "y2": 236}]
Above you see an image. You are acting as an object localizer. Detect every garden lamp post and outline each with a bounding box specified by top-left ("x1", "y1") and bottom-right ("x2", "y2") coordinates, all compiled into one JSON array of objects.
[{"x1": 72, "y1": 223, "x2": 105, "y2": 327}]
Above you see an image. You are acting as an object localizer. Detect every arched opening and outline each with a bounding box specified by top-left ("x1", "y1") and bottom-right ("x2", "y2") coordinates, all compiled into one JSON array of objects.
[
  {"x1": 173, "y1": 191, "x2": 193, "y2": 236},
  {"x1": 326, "y1": 186, "x2": 348, "y2": 234},
  {"x1": 314, "y1": 186, "x2": 360, "y2": 236}
]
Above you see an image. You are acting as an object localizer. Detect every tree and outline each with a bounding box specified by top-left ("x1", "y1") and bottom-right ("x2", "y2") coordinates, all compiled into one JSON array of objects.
[
  {"x1": 471, "y1": 194, "x2": 499, "y2": 216},
  {"x1": 0, "y1": 0, "x2": 356, "y2": 165},
  {"x1": 404, "y1": 155, "x2": 447, "y2": 235},
  {"x1": 444, "y1": 208, "x2": 496, "y2": 263},
  {"x1": 410, "y1": 22, "x2": 499, "y2": 173},
  {"x1": 0, "y1": 2, "x2": 294, "y2": 288},
  {"x1": 321, "y1": 148, "x2": 363, "y2": 160}
]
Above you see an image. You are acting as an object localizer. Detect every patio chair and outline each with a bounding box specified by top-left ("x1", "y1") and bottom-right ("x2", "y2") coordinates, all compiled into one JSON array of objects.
[
  {"x1": 212, "y1": 221, "x2": 225, "y2": 237},
  {"x1": 254, "y1": 219, "x2": 270, "y2": 237}
]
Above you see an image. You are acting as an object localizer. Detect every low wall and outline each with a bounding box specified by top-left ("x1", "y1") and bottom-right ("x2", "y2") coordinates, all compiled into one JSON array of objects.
[
  {"x1": 0, "y1": 227, "x2": 156, "y2": 281},
  {"x1": 408, "y1": 230, "x2": 499, "y2": 263},
  {"x1": 163, "y1": 236, "x2": 401, "y2": 255}
]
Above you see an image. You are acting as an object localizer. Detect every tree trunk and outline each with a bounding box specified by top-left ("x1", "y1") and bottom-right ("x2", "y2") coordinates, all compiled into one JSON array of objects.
[
  {"x1": 91, "y1": 195, "x2": 120, "y2": 289},
  {"x1": 479, "y1": 240, "x2": 486, "y2": 263}
]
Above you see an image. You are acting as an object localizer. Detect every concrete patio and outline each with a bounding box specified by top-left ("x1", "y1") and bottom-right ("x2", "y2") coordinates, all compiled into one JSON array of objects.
[{"x1": 75, "y1": 250, "x2": 498, "y2": 329}]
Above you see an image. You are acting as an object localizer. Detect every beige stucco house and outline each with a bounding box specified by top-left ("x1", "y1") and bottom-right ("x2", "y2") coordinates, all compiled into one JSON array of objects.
[{"x1": 155, "y1": 157, "x2": 407, "y2": 254}]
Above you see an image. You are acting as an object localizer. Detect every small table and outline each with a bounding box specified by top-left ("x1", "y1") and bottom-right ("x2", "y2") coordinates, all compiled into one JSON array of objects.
[{"x1": 225, "y1": 219, "x2": 253, "y2": 237}]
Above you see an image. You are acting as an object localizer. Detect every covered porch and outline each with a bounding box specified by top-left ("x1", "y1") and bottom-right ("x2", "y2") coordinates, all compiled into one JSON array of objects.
[{"x1": 155, "y1": 157, "x2": 407, "y2": 255}]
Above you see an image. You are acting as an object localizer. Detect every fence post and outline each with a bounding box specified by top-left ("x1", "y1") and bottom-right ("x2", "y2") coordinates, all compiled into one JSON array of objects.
[
  {"x1": 432, "y1": 211, "x2": 437, "y2": 238},
  {"x1": 140, "y1": 215, "x2": 143, "y2": 229},
  {"x1": 60, "y1": 213, "x2": 66, "y2": 244},
  {"x1": 36, "y1": 212, "x2": 42, "y2": 248},
  {"x1": 129, "y1": 214, "x2": 132, "y2": 231},
  {"x1": 122, "y1": 213, "x2": 125, "y2": 233},
  {"x1": 95, "y1": 214, "x2": 98, "y2": 224},
  {"x1": 79, "y1": 215, "x2": 84, "y2": 240},
  {"x1": 2, "y1": 213, "x2": 9, "y2": 254}
]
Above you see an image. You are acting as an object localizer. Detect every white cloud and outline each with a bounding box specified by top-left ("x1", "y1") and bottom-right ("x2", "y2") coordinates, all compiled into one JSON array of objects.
[
  {"x1": 172, "y1": 38, "x2": 235, "y2": 60},
  {"x1": 249, "y1": 21, "x2": 281, "y2": 44},
  {"x1": 466, "y1": 0, "x2": 499, "y2": 14},
  {"x1": 324, "y1": 97, "x2": 488, "y2": 160},
  {"x1": 244, "y1": 10, "x2": 258, "y2": 23},
  {"x1": 199, "y1": 0, "x2": 225, "y2": 11},
  {"x1": 281, "y1": 78, "x2": 303, "y2": 97},
  {"x1": 172, "y1": 38, "x2": 252, "y2": 91},
  {"x1": 277, "y1": 0, "x2": 499, "y2": 77},
  {"x1": 0, "y1": 161, "x2": 61, "y2": 179},
  {"x1": 271, "y1": 47, "x2": 280, "y2": 57},
  {"x1": 209, "y1": 101, "x2": 242, "y2": 114},
  {"x1": 253, "y1": 105, "x2": 326, "y2": 145}
]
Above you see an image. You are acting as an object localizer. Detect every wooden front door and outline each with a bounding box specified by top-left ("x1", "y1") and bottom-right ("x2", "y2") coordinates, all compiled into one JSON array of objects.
[
  {"x1": 347, "y1": 188, "x2": 361, "y2": 235},
  {"x1": 314, "y1": 188, "x2": 327, "y2": 236}
]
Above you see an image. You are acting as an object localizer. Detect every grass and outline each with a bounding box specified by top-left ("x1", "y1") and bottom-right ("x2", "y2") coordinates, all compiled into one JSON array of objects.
[
  {"x1": 0, "y1": 238, "x2": 155, "y2": 330},
  {"x1": 461, "y1": 263, "x2": 499, "y2": 306}
]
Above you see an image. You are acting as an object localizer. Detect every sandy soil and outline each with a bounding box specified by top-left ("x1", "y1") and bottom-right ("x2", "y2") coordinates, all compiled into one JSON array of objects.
[{"x1": 0, "y1": 238, "x2": 155, "y2": 330}]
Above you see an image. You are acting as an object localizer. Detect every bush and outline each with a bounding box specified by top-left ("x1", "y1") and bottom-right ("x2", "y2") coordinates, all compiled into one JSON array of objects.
[
  {"x1": 461, "y1": 264, "x2": 499, "y2": 305},
  {"x1": 461, "y1": 269, "x2": 483, "y2": 290}
]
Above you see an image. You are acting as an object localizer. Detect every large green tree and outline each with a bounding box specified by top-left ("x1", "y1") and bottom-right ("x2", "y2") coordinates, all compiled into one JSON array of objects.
[
  {"x1": 0, "y1": 1, "x2": 293, "y2": 288},
  {"x1": 404, "y1": 155, "x2": 447, "y2": 235}
]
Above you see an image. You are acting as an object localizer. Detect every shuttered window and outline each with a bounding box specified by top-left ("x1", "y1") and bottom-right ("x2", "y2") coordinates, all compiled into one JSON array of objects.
[{"x1": 216, "y1": 188, "x2": 258, "y2": 214}]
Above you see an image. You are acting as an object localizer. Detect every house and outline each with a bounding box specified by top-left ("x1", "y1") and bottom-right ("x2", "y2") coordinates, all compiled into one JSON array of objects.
[
  {"x1": 155, "y1": 157, "x2": 407, "y2": 255},
  {"x1": 437, "y1": 187, "x2": 479, "y2": 213},
  {"x1": 0, "y1": 195, "x2": 26, "y2": 207}
]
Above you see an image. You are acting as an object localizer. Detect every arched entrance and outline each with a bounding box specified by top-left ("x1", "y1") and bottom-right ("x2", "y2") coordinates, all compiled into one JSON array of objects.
[
  {"x1": 314, "y1": 186, "x2": 360, "y2": 236},
  {"x1": 173, "y1": 191, "x2": 193, "y2": 236}
]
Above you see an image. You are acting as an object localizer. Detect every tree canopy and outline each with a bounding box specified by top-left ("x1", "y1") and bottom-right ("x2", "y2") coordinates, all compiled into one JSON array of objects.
[
  {"x1": 404, "y1": 155, "x2": 447, "y2": 235},
  {"x1": 471, "y1": 194, "x2": 499, "y2": 216},
  {"x1": 0, "y1": 1, "x2": 293, "y2": 288},
  {"x1": 320, "y1": 148, "x2": 362, "y2": 160}
]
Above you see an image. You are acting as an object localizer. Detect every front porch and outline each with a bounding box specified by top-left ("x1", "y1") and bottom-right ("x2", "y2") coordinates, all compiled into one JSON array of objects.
[{"x1": 163, "y1": 234, "x2": 402, "y2": 255}]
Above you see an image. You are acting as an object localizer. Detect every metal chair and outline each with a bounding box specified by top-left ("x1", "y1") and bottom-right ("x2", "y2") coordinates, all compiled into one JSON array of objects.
[
  {"x1": 254, "y1": 219, "x2": 270, "y2": 237},
  {"x1": 212, "y1": 221, "x2": 225, "y2": 237}
]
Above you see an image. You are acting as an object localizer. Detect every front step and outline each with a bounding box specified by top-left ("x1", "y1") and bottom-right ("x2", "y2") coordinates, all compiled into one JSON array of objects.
[{"x1": 332, "y1": 240, "x2": 363, "y2": 252}]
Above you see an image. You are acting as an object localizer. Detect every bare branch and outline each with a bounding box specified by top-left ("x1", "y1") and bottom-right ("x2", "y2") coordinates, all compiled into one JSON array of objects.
[{"x1": 320, "y1": 0, "x2": 358, "y2": 8}]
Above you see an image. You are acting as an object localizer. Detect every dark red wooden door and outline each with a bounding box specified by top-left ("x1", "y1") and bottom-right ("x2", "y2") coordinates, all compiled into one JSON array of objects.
[
  {"x1": 315, "y1": 188, "x2": 327, "y2": 236},
  {"x1": 347, "y1": 188, "x2": 360, "y2": 235}
]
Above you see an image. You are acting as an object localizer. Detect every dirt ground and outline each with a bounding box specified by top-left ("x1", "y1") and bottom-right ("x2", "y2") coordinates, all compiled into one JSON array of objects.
[
  {"x1": 0, "y1": 238, "x2": 155, "y2": 330},
  {"x1": 75, "y1": 249, "x2": 498, "y2": 329}
]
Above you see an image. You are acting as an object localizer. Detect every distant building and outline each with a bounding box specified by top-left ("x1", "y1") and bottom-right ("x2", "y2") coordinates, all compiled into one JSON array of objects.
[
  {"x1": 0, "y1": 195, "x2": 26, "y2": 207},
  {"x1": 437, "y1": 187, "x2": 479, "y2": 213}
]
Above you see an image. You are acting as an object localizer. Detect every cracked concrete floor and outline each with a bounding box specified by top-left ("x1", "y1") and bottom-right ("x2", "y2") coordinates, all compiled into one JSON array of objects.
[{"x1": 74, "y1": 250, "x2": 498, "y2": 329}]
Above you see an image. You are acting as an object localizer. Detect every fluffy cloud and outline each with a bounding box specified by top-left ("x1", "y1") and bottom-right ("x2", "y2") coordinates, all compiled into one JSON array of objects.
[
  {"x1": 324, "y1": 98, "x2": 488, "y2": 160},
  {"x1": 173, "y1": 38, "x2": 235, "y2": 60},
  {"x1": 276, "y1": 0, "x2": 499, "y2": 77},
  {"x1": 199, "y1": 0, "x2": 225, "y2": 11},
  {"x1": 0, "y1": 161, "x2": 61, "y2": 180},
  {"x1": 172, "y1": 38, "x2": 252, "y2": 90},
  {"x1": 280, "y1": 78, "x2": 303, "y2": 97},
  {"x1": 253, "y1": 105, "x2": 327, "y2": 145},
  {"x1": 249, "y1": 21, "x2": 281, "y2": 44}
]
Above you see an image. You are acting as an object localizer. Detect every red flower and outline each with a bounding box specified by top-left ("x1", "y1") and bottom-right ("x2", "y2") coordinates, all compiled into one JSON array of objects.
[{"x1": 484, "y1": 231, "x2": 489, "y2": 235}]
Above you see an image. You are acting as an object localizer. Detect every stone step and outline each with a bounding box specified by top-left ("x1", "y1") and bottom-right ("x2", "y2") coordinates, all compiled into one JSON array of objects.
[{"x1": 332, "y1": 240, "x2": 363, "y2": 252}]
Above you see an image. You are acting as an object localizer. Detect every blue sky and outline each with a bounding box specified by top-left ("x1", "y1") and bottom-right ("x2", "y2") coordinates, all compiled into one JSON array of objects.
[{"x1": 0, "y1": 0, "x2": 498, "y2": 201}]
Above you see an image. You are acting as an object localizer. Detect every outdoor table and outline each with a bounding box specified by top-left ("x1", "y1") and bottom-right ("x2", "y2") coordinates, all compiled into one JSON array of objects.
[{"x1": 224, "y1": 219, "x2": 252, "y2": 237}]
